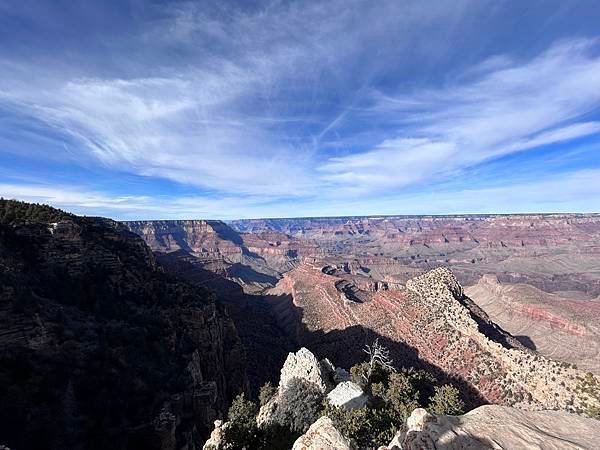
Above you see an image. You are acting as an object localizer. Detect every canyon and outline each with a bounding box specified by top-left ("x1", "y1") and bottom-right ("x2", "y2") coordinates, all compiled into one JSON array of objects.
[
  {"x1": 126, "y1": 214, "x2": 600, "y2": 410},
  {"x1": 2, "y1": 205, "x2": 599, "y2": 449}
]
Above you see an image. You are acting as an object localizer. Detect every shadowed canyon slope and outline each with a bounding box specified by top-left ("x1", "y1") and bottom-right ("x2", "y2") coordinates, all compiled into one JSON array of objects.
[{"x1": 0, "y1": 201, "x2": 246, "y2": 450}]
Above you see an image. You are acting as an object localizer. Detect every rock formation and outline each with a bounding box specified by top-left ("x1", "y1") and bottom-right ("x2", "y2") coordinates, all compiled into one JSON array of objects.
[
  {"x1": 466, "y1": 275, "x2": 600, "y2": 374},
  {"x1": 202, "y1": 420, "x2": 230, "y2": 450},
  {"x1": 229, "y1": 214, "x2": 600, "y2": 298},
  {"x1": 127, "y1": 214, "x2": 600, "y2": 385},
  {"x1": 270, "y1": 263, "x2": 600, "y2": 412},
  {"x1": 125, "y1": 219, "x2": 298, "y2": 293},
  {"x1": 385, "y1": 405, "x2": 600, "y2": 450},
  {"x1": 279, "y1": 347, "x2": 335, "y2": 393},
  {"x1": 292, "y1": 416, "x2": 353, "y2": 450},
  {"x1": 255, "y1": 347, "x2": 335, "y2": 427}
]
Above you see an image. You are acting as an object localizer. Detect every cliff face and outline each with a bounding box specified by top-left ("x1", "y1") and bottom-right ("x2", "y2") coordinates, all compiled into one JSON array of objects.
[
  {"x1": 124, "y1": 220, "x2": 295, "y2": 292},
  {"x1": 230, "y1": 214, "x2": 600, "y2": 248},
  {"x1": 229, "y1": 214, "x2": 600, "y2": 299},
  {"x1": 125, "y1": 220, "x2": 296, "y2": 400},
  {"x1": 466, "y1": 275, "x2": 600, "y2": 374},
  {"x1": 0, "y1": 201, "x2": 246, "y2": 450}
]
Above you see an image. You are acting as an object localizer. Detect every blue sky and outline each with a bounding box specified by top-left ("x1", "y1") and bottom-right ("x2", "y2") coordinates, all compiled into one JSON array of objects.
[{"x1": 1, "y1": 0, "x2": 600, "y2": 219}]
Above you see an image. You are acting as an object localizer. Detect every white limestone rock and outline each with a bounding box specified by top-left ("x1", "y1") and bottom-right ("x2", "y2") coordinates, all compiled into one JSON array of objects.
[
  {"x1": 202, "y1": 419, "x2": 230, "y2": 450},
  {"x1": 279, "y1": 347, "x2": 333, "y2": 394},
  {"x1": 292, "y1": 416, "x2": 354, "y2": 450},
  {"x1": 386, "y1": 405, "x2": 600, "y2": 450},
  {"x1": 327, "y1": 381, "x2": 368, "y2": 410}
]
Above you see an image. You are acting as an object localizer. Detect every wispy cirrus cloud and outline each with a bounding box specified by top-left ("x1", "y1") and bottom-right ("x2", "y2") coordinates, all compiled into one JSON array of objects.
[
  {"x1": 1, "y1": 1, "x2": 600, "y2": 218},
  {"x1": 0, "y1": 0, "x2": 479, "y2": 201},
  {"x1": 3, "y1": 167, "x2": 600, "y2": 219},
  {"x1": 319, "y1": 39, "x2": 600, "y2": 194}
]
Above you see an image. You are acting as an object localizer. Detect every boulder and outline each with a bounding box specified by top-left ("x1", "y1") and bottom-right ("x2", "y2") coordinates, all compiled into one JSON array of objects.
[
  {"x1": 292, "y1": 416, "x2": 354, "y2": 450},
  {"x1": 279, "y1": 348, "x2": 333, "y2": 393},
  {"x1": 386, "y1": 406, "x2": 600, "y2": 450},
  {"x1": 326, "y1": 381, "x2": 368, "y2": 410}
]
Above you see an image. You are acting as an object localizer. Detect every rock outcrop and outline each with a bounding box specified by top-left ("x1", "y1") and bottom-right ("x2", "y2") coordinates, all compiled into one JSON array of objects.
[
  {"x1": 292, "y1": 416, "x2": 353, "y2": 450},
  {"x1": 202, "y1": 420, "x2": 230, "y2": 450},
  {"x1": 385, "y1": 405, "x2": 600, "y2": 450},
  {"x1": 280, "y1": 347, "x2": 334, "y2": 394},
  {"x1": 255, "y1": 347, "x2": 335, "y2": 428}
]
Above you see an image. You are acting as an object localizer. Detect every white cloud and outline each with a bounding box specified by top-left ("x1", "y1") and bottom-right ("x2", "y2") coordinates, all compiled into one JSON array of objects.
[
  {"x1": 1, "y1": 3, "x2": 600, "y2": 218},
  {"x1": 0, "y1": 0, "x2": 478, "y2": 201},
  {"x1": 3, "y1": 169, "x2": 600, "y2": 220},
  {"x1": 321, "y1": 39, "x2": 600, "y2": 193}
]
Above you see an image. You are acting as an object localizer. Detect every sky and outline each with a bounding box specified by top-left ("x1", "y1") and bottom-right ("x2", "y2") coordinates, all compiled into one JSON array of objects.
[{"x1": 1, "y1": 0, "x2": 600, "y2": 220}]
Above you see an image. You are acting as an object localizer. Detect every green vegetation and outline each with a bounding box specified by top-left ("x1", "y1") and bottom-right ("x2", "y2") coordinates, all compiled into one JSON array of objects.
[
  {"x1": 220, "y1": 394, "x2": 261, "y2": 450},
  {"x1": 0, "y1": 198, "x2": 72, "y2": 226},
  {"x1": 215, "y1": 343, "x2": 468, "y2": 449},
  {"x1": 273, "y1": 378, "x2": 324, "y2": 433},
  {"x1": 328, "y1": 363, "x2": 463, "y2": 448},
  {"x1": 259, "y1": 381, "x2": 277, "y2": 406},
  {"x1": 428, "y1": 385, "x2": 465, "y2": 416},
  {"x1": 322, "y1": 402, "x2": 398, "y2": 449},
  {"x1": 576, "y1": 372, "x2": 600, "y2": 419}
]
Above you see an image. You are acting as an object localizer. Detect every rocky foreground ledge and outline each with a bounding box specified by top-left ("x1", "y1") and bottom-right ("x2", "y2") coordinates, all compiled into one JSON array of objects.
[
  {"x1": 205, "y1": 347, "x2": 600, "y2": 449},
  {"x1": 296, "y1": 405, "x2": 600, "y2": 450}
]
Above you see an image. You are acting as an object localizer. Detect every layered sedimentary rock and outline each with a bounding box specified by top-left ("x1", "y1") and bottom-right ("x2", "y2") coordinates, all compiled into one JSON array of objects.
[
  {"x1": 466, "y1": 275, "x2": 600, "y2": 374},
  {"x1": 386, "y1": 406, "x2": 600, "y2": 450},
  {"x1": 270, "y1": 263, "x2": 600, "y2": 412},
  {"x1": 230, "y1": 215, "x2": 600, "y2": 250},
  {"x1": 127, "y1": 216, "x2": 600, "y2": 363},
  {"x1": 230, "y1": 214, "x2": 600, "y2": 298},
  {"x1": 0, "y1": 200, "x2": 246, "y2": 450},
  {"x1": 125, "y1": 220, "x2": 297, "y2": 292}
]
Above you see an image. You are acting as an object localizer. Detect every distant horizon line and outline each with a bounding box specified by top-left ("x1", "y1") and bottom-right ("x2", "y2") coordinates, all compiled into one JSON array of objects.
[{"x1": 120, "y1": 211, "x2": 600, "y2": 223}]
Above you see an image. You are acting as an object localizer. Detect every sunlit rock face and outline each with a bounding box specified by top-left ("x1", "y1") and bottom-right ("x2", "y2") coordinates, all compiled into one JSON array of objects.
[
  {"x1": 466, "y1": 275, "x2": 600, "y2": 375},
  {"x1": 326, "y1": 381, "x2": 368, "y2": 410},
  {"x1": 270, "y1": 263, "x2": 600, "y2": 412},
  {"x1": 384, "y1": 406, "x2": 600, "y2": 450}
]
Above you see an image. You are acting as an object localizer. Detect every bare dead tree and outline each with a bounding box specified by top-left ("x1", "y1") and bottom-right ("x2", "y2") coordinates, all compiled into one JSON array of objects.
[{"x1": 363, "y1": 338, "x2": 395, "y2": 382}]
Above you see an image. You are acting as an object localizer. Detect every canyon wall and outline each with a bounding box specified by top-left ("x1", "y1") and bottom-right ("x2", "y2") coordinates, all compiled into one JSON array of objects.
[{"x1": 0, "y1": 201, "x2": 246, "y2": 450}]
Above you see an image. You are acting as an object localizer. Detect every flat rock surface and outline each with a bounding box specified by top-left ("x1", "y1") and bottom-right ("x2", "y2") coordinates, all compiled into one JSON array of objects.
[
  {"x1": 327, "y1": 381, "x2": 368, "y2": 410},
  {"x1": 392, "y1": 406, "x2": 600, "y2": 450}
]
